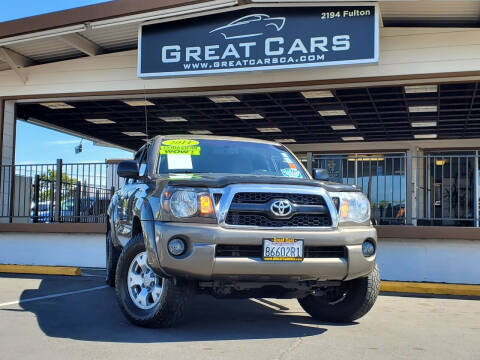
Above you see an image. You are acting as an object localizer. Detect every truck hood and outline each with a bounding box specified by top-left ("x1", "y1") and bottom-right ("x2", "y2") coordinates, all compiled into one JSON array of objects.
[{"x1": 161, "y1": 173, "x2": 360, "y2": 192}]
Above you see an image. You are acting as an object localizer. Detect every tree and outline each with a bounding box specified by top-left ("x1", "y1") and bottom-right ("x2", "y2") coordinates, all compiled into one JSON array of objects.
[{"x1": 38, "y1": 170, "x2": 78, "y2": 199}]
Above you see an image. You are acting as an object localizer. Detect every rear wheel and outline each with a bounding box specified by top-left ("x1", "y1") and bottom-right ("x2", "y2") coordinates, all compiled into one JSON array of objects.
[
  {"x1": 105, "y1": 231, "x2": 120, "y2": 287},
  {"x1": 115, "y1": 233, "x2": 191, "y2": 328},
  {"x1": 298, "y1": 265, "x2": 380, "y2": 323}
]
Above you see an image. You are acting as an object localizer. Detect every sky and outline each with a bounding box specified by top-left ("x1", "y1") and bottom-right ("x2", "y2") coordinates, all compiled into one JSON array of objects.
[
  {"x1": 15, "y1": 120, "x2": 132, "y2": 165},
  {"x1": 0, "y1": 0, "x2": 113, "y2": 23},
  {"x1": 3, "y1": 1, "x2": 131, "y2": 164}
]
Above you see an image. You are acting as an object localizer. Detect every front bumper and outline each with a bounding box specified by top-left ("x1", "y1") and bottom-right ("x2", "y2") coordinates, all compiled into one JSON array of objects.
[{"x1": 146, "y1": 221, "x2": 376, "y2": 282}]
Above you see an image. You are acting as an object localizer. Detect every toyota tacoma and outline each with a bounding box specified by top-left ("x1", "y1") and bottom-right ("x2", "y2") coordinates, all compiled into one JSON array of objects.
[{"x1": 106, "y1": 135, "x2": 379, "y2": 327}]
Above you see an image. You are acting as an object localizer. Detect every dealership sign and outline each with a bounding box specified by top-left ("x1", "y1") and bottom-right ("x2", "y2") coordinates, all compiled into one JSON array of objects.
[{"x1": 138, "y1": 5, "x2": 379, "y2": 78}]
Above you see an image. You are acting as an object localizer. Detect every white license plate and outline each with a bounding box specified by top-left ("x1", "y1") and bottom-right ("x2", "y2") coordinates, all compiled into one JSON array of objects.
[{"x1": 263, "y1": 238, "x2": 303, "y2": 261}]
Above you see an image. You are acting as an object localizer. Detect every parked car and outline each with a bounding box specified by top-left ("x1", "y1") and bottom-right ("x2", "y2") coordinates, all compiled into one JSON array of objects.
[
  {"x1": 61, "y1": 196, "x2": 109, "y2": 222},
  {"x1": 107, "y1": 136, "x2": 379, "y2": 328},
  {"x1": 32, "y1": 196, "x2": 109, "y2": 223},
  {"x1": 30, "y1": 201, "x2": 51, "y2": 223}
]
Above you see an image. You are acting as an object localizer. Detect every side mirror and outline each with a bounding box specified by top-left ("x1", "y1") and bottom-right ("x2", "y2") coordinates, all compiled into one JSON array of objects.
[
  {"x1": 117, "y1": 160, "x2": 139, "y2": 179},
  {"x1": 312, "y1": 168, "x2": 329, "y2": 181}
]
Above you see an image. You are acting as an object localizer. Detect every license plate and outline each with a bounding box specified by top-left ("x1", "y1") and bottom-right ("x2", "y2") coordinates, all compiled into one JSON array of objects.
[{"x1": 263, "y1": 238, "x2": 303, "y2": 261}]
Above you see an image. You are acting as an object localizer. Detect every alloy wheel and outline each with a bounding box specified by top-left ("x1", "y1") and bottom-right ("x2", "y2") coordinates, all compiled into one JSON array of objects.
[{"x1": 127, "y1": 251, "x2": 163, "y2": 309}]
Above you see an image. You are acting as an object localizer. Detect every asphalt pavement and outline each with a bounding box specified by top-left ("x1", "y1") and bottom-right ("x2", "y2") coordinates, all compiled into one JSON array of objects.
[{"x1": 0, "y1": 271, "x2": 479, "y2": 360}]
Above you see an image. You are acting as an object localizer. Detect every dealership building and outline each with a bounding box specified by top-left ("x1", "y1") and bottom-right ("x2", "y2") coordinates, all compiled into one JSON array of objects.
[{"x1": 0, "y1": 0, "x2": 479, "y2": 284}]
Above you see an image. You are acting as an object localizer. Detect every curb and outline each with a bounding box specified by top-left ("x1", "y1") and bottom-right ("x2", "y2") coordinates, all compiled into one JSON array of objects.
[
  {"x1": 0, "y1": 266, "x2": 478, "y2": 296},
  {"x1": 381, "y1": 281, "x2": 480, "y2": 296},
  {"x1": 0, "y1": 264, "x2": 81, "y2": 276}
]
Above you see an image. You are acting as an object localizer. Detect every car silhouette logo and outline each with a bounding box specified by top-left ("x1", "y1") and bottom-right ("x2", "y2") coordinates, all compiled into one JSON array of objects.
[
  {"x1": 210, "y1": 14, "x2": 286, "y2": 40},
  {"x1": 270, "y1": 199, "x2": 293, "y2": 217}
]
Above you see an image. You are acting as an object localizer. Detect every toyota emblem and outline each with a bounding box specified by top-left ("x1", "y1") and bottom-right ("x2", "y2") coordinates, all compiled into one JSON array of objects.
[{"x1": 270, "y1": 199, "x2": 293, "y2": 217}]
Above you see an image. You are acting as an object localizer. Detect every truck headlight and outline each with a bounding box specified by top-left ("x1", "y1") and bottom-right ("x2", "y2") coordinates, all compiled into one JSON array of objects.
[
  {"x1": 170, "y1": 190, "x2": 198, "y2": 217},
  {"x1": 161, "y1": 188, "x2": 215, "y2": 219},
  {"x1": 330, "y1": 192, "x2": 370, "y2": 224}
]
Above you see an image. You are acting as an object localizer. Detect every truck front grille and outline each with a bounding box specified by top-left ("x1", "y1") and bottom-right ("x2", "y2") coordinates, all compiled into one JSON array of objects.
[
  {"x1": 215, "y1": 245, "x2": 346, "y2": 259},
  {"x1": 225, "y1": 192, "x2": 332, "y2": 227},
  {"x1": 226, "y1": 213, "x2": 331, "y2": 227},
  {"x1": 231, "y1": 192, "x2": 325, "y2": 205}
]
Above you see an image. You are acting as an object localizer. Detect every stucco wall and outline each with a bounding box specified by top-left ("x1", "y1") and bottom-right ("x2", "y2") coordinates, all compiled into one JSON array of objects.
[
  {"x1": 2, "y1": 28, "x2": 480, "y2": 97},
  {"x1": 0, "y1": 232, "x2": 479, "y2": 284},
  {"x1": 377, "y1": 238, "x2": 480, "y2": 285},
  {"x1": 0, "y1": 232, "x2": 105, "y2": 268}
]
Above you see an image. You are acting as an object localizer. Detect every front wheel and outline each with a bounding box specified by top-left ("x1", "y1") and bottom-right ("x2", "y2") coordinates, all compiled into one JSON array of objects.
[
  {"x1": 298, "y1": 265, "x2": 380, "y2": 323},
  {"x1": 115, "y1": 233, "x2": 191, "y2": 328}
]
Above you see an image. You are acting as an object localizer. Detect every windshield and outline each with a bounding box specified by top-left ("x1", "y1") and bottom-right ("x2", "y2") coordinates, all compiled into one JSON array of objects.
[
  {"x1": 157, "y1": 139, "x2": 307, "y2": 178},
  {"x1": 230, "y1": 15, "x2": 264, "y2": 25}
]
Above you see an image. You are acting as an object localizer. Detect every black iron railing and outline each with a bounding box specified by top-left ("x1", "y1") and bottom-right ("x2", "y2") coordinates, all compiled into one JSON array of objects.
[
  {"x1": 0, "y1": 159, "x2": 122, "y2": 223},
  {"x1": 312, "y1": 153, "x2": 479, "y2": 227}
]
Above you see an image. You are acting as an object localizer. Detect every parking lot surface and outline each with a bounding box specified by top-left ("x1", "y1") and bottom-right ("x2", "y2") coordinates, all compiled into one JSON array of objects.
[{"x1": 0, "y1": 272, "x2": 479, "y2": 360}]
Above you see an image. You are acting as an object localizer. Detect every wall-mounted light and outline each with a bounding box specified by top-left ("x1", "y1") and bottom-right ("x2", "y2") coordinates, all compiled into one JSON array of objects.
[{"x1": 75, "y1": 139, "x2": 83, "y2": 154}]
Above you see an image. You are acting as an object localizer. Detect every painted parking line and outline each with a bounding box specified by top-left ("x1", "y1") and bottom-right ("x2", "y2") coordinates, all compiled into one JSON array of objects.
[
  {"x1": 0, "y1": 285, "x2": 108, "y2": 308},
  {"x1": 250, "y1": 298, "x2": 290, "y2": 311}
]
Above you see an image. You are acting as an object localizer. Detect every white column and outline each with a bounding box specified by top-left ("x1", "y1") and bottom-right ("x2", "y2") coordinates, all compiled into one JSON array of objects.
[
  {"x1": 474, "y1": 150, "x2": 479, "y2": 227},
  {"x1": 306, "y1": 152, "x2": 313, "y2": 175},
  {"x1": 0, "y1": 100, "x2": 16, "y2": 222},
  {"x1": 410, "y1": 146, "x2": 424, "y2": 226},
  {"x1": 2, "y1": 100, "x2": 15, "y2": 167},
  {"x1": 406, "y1": 150, "x2": 413, "y2": 225}
]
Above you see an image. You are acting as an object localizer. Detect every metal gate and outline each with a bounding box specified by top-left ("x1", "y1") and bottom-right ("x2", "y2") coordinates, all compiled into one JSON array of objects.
[{"x1": 417, "y1": 153, "x2": 477, "y2": 227}]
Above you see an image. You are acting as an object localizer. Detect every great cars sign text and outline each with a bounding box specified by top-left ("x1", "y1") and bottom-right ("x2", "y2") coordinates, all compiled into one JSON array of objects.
[{"x1": 139, "y1": 6, "x2": 378, "y2": 77}]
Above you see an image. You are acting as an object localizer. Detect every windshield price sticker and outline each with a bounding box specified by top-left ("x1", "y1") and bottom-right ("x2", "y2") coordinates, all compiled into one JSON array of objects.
[
  {"x1": 263, "y1": 238, "x2": 303, "y2": 261},
  {"x1": 166, "y1": 154, "x2": 193, "y2": 170},
  {"x1": 162, "y1": 139, "x2": 199, "y2": 146},
  {"x1": 281, "y1": 168, "x2": 302, "y2": 178},
  {"x1": 160, "y1": 139, "x2": 201, "y2": 155},
  {"x1": 160, "y1": 145, "x2": 201, "y2": 155}
]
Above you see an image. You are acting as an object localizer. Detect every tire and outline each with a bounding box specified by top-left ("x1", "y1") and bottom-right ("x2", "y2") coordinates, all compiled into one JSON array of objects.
[
  {"x1": 115, "y1": 233, "x2": 191, "y2": 328},
  {"x1": 298, "y1": 265, "x2": 380, "y2": 323},
  {"x1": 105, "y1": 231, "x2": 120, "y2": 287}
]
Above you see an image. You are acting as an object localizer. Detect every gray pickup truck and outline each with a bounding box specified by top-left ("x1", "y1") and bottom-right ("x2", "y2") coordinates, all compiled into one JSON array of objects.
[{"x1": 107, "y1": 136, "x2": 379, "y2": 328}]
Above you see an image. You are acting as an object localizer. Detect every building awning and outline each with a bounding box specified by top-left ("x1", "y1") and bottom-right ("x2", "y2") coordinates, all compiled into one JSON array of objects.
[
  {"x1": 2, "y1": 1, "x2": 480, "y2": 77},
  {"x1": 16, "y1": 81, "x2": 480, "y2": 151}
]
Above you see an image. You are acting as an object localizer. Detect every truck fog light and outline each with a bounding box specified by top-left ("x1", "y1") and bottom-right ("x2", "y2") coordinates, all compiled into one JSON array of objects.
[
  {"x1": 362, "y1": 240, "x2": 375, "y2": 257},
  {"x1": 168, "y1": 238, "x2": 186, "y2": 256}
]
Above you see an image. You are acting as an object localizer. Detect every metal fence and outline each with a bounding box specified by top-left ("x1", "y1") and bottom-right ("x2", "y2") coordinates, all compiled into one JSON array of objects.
[
  {"x1": 313, "y1": 154, "x2": 407, "y2": 225},
  {"x1": 414, "y1": 154, "x2": 478, "y2": 227},
  {"x1": 0, "y1": 159, "x2": 122, "y2": 223},
  {"x1": 312, "y1": 152, "x2": 479, "y2": 227},
  {"x1": 0, "y1": 154, "x2": 478, "y2": 226}
]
